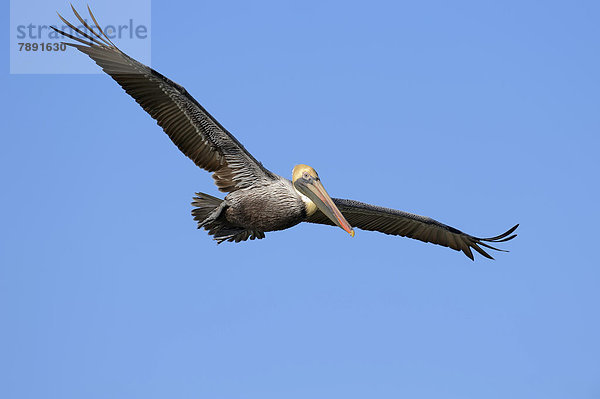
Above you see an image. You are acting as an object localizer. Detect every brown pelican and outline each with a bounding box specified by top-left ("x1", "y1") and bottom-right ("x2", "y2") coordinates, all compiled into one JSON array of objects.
[{"x1": 51, "y1": 7, "x2": 518, "y2": 260}]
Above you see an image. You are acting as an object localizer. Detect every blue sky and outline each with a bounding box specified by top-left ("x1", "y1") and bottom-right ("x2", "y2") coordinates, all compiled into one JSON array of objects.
[{"x1": 2, "y1": 0, "x2": 599, "y2": 398}]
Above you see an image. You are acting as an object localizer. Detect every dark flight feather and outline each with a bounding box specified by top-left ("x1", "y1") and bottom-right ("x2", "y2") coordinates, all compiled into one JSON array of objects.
[
  {"x1": 307, "y1": 199, "x2": 518, "y2": 260},
  {"x1": 51, "y1": 6, "x2": 276, "y2": 193}
]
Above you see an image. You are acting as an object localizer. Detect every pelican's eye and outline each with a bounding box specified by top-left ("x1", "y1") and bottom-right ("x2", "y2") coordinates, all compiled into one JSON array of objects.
[{"x1": 302, "y1": 172, "x2": 310, "y2": 180}]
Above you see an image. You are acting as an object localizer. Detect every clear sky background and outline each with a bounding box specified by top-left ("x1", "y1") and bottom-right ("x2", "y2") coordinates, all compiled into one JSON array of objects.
[{"x1": 2, "y1": 0, "x2": 599, "y2": 398}]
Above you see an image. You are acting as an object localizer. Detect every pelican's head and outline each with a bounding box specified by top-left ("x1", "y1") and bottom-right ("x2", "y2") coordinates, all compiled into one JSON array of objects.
[{"x1": 292, "y1": 164, "x2": 355, "y2": 237}]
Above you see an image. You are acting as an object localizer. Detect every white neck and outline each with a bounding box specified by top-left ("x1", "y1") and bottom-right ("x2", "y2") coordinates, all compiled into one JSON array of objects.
[{"x1": 294, "y1": 186, "x2": 317, "y2": 216}]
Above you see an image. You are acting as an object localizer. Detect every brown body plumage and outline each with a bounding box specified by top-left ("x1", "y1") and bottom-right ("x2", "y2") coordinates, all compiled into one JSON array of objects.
[
  {"x1": 51, "y1": 7, "x2": 518, "y2": 260},
  {"x1": 192, "y1": 178, "x2": 308, "y2": 243}
]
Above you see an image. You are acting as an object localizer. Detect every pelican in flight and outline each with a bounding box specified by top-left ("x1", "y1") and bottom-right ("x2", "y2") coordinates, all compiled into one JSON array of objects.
[{"x1": 52, "y1": 7, "x2": 518, "y2": 260}]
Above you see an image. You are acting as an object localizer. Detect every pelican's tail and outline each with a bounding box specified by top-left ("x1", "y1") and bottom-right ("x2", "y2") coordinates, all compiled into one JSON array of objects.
[
  {"x1": 191, "y1": 192, "x2": 223, "y2": 223},
  {"x1": 191, "y1": 192, "x2": 265, "y2": 244}
]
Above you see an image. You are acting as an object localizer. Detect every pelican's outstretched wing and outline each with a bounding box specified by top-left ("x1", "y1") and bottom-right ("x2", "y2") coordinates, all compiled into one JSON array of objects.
[
  {"x1": 306, "y1": 198, "x2": 518, "y2": 260},
  {"x1": 51, "y1": 6, "x2": 276, "y2": 192}
]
